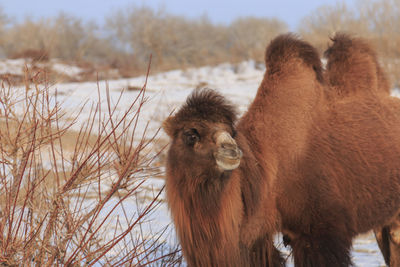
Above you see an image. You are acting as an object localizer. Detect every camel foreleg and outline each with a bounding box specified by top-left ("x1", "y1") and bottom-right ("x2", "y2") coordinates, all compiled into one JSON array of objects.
[{"x1": 375, "y1": 215, "x2": 400, "y2": 267}]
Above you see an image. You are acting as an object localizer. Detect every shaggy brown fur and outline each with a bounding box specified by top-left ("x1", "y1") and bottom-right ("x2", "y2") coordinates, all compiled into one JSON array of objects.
[
  {"x1": 258, "y1": 34, "x2": 400, "y2": 266},
  {"x1": 324, "y1": 33, "x2": 400, "y2": 267},
  {"x1": 260, "y1": 34, "x2": 400, "y2": 266},
  {"x1": 163, "y1": 89, "x2": 284, "y2": 266},
  {"x1": 164, "y1": 33, "x2": 400, "y2": 266},
  {"x1": 324, "y1": 33, "x2": 391, "y2": 97}
]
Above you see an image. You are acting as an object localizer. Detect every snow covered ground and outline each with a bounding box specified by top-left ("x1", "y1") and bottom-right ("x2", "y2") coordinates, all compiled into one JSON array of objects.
[{"x1": 5, "y1": 59, "x2": 397, "y2": 266}]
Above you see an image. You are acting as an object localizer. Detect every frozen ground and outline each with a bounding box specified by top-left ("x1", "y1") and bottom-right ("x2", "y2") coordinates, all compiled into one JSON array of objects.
[{"x1": 6, "y1": 59, "x2": 397, "y2": 266}]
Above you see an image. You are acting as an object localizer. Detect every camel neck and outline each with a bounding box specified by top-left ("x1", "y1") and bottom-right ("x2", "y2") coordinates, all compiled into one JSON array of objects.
[{"x1": 166, "y1": 163, "x2": 243, "y2": 266}]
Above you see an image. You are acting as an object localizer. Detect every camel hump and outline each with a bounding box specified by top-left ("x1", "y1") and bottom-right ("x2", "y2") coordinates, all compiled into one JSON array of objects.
[
  {"x1": 324, "y1": 32, "x2": 391, "y2": 96},
  {"x1": 265, "y1": 33, "x2": 323, "y2": 83}
]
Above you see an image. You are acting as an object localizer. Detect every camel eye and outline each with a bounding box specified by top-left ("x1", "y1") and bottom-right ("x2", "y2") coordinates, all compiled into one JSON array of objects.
[{"x1": 183, "y1": 129, "x2": 200, "y2": 146}]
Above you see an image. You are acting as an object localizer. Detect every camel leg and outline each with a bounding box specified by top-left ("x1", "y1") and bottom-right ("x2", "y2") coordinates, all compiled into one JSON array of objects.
[
  {"x1": 247, "y1": 235, "x2": 285, "y2": 267},
  {"x1": 375, "y1": 215, "x2": 400, "y2": 267},
  {"x1": 375, "y1": 226, "x2": 391, "y2": 265},
  {"x1": 289, "y1": 231, "x2": 353, "y2": 267}
]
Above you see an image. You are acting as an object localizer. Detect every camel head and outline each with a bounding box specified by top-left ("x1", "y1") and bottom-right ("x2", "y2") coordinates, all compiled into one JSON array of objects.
[{"x1": 163, "y1": 89, "x2": 242, "y2": 172}]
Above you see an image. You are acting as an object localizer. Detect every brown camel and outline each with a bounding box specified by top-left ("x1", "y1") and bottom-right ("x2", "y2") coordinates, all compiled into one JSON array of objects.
[
  {"x1": 163, "y1": 89, "x2": 284, "y2": 266},
  {"x1": 164, "y1": 34, "x2": 400, "y2": 266},
  {"x1": 324, "y1": 33, "x2": 400, "y2": 266}
]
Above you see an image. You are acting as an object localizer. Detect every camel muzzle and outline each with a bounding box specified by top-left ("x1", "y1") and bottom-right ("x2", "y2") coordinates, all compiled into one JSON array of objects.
[{"x1": 214, "y1": 131, "x2": 243, "y2": 171}]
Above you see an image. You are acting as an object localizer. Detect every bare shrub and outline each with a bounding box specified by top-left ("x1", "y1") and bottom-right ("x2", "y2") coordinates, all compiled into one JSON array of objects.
[
  {"x1": 2, "y1": 13, "x2": 119, "y2": 64},
  {"x1": 10, "y1": 49, "x2": 49, "y2": 62},
  {"x1": 107, "y1": 7, "x2": 226, "y2": 70},
  {"x1": 358, "y1": 0, "x2": 400, "y2": 87},
  {"x1": 228, "y1": 17, "x2": 288, "y2": 61},
  {"x1": 0, "y1": 5, "x2": 285, "y2": 78},
  {"x1": 0, "y1": 64, "x2": 181, "y2": 265},
  {"x1": 106, "y1": 6, "x2": 287, "y2": 71},
  {"x1": 1, "y1": 17, "x2": 49, "y2": 58},
  {"x1": 298, "y1": 2, "x2": 367, "y2": 51},
  {"x1": 0, "y1": 7, "x2": 9, "y2": 57}
]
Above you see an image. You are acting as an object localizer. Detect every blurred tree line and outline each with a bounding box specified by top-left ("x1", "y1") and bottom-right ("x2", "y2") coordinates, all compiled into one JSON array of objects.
[
  {"x1": 0, "y1": 0, "x2": 399, "y2": 85},
  {"x1": 0, "y1": 6, "x2": 286, "y2": 76}
]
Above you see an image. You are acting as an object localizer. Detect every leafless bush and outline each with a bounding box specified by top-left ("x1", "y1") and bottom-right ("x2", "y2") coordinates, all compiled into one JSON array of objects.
[
  {"x1": 2, "y1": 13, "x2": 118, "y2": 64},
  {"x1": 0, "y1": 65, "x2": 182, "y2": 265},
  {"x1": 11, "y1": 49, "x2": 49, "y2": 62},
  {"x1": 228, "y1": 17, "x2": 288, "y2": 61},
  {"x1": 107, "y1": 7, "x2": 224, "y2": 70},
  {"x1": 2, "y1": 18, "x2": 49, "y2": 59},
  {"x1": 359, "y1": 0, "x2": 400, "y2": 86},
  {"x1": 106, "y1": 6, "x2": 287, "y2": 71},
  {"x1": 298, "y1": 2, "x2": 372, "y2": 51},
  {"x1": 0, "y1": 7, "x2": 9, "y2": 55}
]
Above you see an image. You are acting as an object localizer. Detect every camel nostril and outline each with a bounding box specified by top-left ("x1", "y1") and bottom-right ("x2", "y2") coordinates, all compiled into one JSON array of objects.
[
  {"x1": 219, "y1": 144, "x2": 242, "y2": 159},
  {"x1": 283, "y1": 234, "x2": 291, "y2": 247},
  {"x1": 226, "y1": 149, "x2": 237, "y2": 158},
  {"x1": 221, "y1": 143, "x2": 236, "y2": 150},
  {"x1": 214, "y1": 131, "x2": 242, "y2": 167}
]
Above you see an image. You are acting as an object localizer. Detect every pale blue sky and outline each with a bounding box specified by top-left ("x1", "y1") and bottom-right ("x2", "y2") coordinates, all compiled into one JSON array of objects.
[{"x1": 1, "y1": 0, "x2": 357, "y2": 29}]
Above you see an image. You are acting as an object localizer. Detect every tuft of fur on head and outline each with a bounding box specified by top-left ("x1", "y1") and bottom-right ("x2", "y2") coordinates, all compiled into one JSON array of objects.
[
  {"x1": 163, "y1": 89, "x2": 238, "y2": 137},
  {"x1": 324, "y1": 32, "x2": 391, "y2": 95},
  {"x1": 265, "y1": 33, "x2": 323, "y2": 83}
]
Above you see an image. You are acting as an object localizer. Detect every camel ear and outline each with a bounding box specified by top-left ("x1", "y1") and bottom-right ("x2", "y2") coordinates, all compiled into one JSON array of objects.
[{"x1": 162, "y1": 116, "x2": 176, "y2": 138}]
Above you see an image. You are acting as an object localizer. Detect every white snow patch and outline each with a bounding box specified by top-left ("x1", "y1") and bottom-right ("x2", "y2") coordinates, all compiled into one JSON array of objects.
[
  {"x1": 51, "y1": 62, "x2": 84, "y2": 77},
  {"x1": 0, "y1": 58, "x2": 31, "y2": 75}
]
